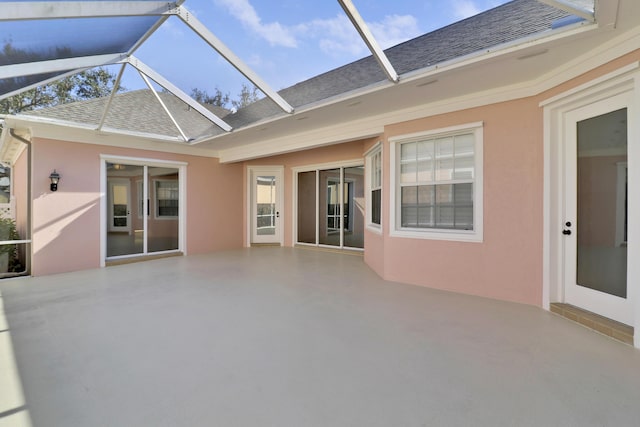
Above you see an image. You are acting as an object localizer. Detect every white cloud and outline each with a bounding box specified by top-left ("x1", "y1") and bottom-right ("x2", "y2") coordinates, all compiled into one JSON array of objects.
[
  {"x1": 452, "y1": 0, "x2": 482, "y2": 19},
  {"x1": 214, "y1": 0, "x2": 297, "y2": 48},
  {"x1": 215, "y1": 0, "x2": 420, "y2": 58},
  {"x1": 369, "y1": 15, "x2": 421, "y2": 49},
  {"x1": 295, "y1": 13, "x2": 421, "y2": 57},
  {"x1": 158, "y1": 19, "x2": 186, "y2": 38},
  {"x1": 296, "y1": 14, "x2": 364, "y2": 57}
]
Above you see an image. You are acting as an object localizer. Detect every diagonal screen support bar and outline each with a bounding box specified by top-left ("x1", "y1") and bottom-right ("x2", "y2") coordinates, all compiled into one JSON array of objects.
[
  {"x1": 137, "y1": 69, "x2": 189, "y2": 142},
  {"x1": 126, "y1": 56, "x2": 233, "y2": 133},
  {"x1": 337, "y1": 0, "x2": 399, "y2": 83},
  {"x1": 96, "y1": 63, "x2": 127, "y2": 131},
  {"x1": 171, "y1": 6, "x2": 294, "y2": 115},
  {"x1": 0, "y1": 54, "x2": 125, "y2": 80}
]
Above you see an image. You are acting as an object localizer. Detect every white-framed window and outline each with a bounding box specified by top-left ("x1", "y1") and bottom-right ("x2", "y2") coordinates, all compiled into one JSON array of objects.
[
  {"x1": 390, "y1": 122, "x2": 483, "y2": 242},
  {"x1": 154, "y1": 179, "x2": 179, "y2": 219},
  {"x1": 366, "y1": 143, "x2": 382, "y2": 230}
]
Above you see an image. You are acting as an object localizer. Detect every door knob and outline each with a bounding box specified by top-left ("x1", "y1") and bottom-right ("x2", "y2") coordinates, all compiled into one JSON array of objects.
[{"x1": 562, "y1": 229, "x2": 571, "y2": 235}]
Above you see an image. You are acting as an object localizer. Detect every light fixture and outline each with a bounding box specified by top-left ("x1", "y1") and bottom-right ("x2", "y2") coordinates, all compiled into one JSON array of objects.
[
  {"x1": 517, "y1": 49, "x2": 548, "y2": 60},
  {"x1": 49, "y1": 170, "x2": 60, "y2": 192},
  {"x1": 416, "y1": 79, "x2": 438, "y2": 87},
  {"x1": 114, "y1": 164, "x2": 126, "y2": 170}
]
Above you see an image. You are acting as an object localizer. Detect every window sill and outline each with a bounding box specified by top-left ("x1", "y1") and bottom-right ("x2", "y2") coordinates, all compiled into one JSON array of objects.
[{"x1": 390, "y1": 228, "x2": 483, "y2": 243}]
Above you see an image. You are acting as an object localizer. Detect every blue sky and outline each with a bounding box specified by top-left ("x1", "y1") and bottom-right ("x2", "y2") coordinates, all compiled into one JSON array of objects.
[{"x1": 129, "y1": 0, "x2": 510, "y2": 100}]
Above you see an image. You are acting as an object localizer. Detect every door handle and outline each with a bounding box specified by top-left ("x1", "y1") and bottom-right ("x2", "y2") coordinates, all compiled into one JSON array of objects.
[
  {"x1": 562, "y1": 229, "x2": 571, "y2": 235},
  {"x1": 276, "y1": 211, "x2": 280, "y2": 218}
]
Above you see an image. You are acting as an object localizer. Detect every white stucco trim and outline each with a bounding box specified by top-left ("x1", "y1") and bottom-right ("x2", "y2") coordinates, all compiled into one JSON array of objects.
[{"x1": 541, "y1": 65, "x2": 639, "y2": 346}]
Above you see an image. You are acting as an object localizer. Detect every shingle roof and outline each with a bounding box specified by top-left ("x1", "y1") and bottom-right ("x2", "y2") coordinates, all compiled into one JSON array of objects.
[
  {"x1": 226, "y1": 0, "x2": 570, "y2": 128},
  {"x1": 25, "y1": 89, "x2": 229, "y2": 140},
  {"x1": 23, "y1": 0, "x2": 570, "y2": 138}
]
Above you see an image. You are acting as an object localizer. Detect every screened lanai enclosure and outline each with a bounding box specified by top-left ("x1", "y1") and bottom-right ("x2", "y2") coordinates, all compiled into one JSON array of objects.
[
  {"x1": 0, "y1": 0, "x2": 596, "y2": 274},
  {"x1": 0, "y1": 0, "x2": 420, "y2": 272}
]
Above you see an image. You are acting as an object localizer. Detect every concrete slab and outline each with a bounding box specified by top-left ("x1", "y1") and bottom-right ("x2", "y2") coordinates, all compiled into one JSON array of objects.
[{"x1": 1, "y1": 248, "x2": 639, "y2": 426}]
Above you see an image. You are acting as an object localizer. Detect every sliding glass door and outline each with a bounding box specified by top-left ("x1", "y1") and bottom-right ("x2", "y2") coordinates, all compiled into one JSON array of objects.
[
  {"x1": 296, "y1": 164, "x2": 364, "y2": 250},
  {"x1": 105, "y1": 160, "x2": 182, "y2": 260}
]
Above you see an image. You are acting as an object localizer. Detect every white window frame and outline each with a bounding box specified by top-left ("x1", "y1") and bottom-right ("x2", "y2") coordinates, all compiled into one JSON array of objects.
[
  {"x1": 137, "y1": 179, "x2": 144, "y2": 219},
  {"x1": 365, "y1": 142, "x2": 383, "y2": 232},
  {"x1": 390, "y1": 122, "x2": 483, "y2": 242},
  {"x1": 154, "y1": 178, "x2": 179, "y2": 220}
]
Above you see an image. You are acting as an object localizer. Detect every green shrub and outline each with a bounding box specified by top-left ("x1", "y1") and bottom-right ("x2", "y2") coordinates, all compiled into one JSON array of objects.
[{"x1": 0, "y1": 217, "x2": 22, "y2": 272}]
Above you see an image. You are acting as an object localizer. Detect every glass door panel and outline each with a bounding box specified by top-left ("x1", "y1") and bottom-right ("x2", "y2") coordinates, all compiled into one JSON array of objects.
[
  {"x1": 256, "y1": 176, "x2": 277, "y2": 236},
  {"x1": 106, "y1": 163, "x2": 144, "y2": 257},
  {"x1": 344, "y1": 166, "x2": 365, "y2": 249},
  {"x1": 148, "y1": 166, "x2": 179, "y2": 253},
  {"x1": 297, "y1": 171, "x2": 317, "y2": 244},
  {"x1": 319, "y1": 169, "x2": 341, "y2": 246},
  {"x1": 576, "y1": 108, "x2": 628, "y2": 298}
]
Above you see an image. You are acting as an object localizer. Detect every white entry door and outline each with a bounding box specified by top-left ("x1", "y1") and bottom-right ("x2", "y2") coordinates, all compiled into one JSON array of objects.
[
  {"x1": 563, "y1": 92, "x2": 633, "y2": 325},
  {"x1": 108, "y1": 179, "x2": 131, "y2": 233},
  {"x1": 249, "y1": 167, "x2": 283, "y2": 245}
]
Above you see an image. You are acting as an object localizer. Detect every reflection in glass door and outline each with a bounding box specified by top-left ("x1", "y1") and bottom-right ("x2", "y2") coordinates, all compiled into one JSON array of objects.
[
  {"x1": 106, "y1": 161, "x2": 181, "y2": 259},
  {"x1": 297, "y1": 165, "x2": 364, "y2": 250},
  {"x1": 576, "y1": 108, "x2": 627, "y2": 297},
  {"x1": 108, "y1": 180, "x2": 131, "y2": 233}
]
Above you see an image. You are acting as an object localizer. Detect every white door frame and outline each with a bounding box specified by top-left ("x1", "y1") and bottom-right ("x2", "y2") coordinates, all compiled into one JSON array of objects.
[
  {"x1": 542, "y1": 63, "x2": 640, "y2": 346},
  {"x1": 100, "y1": 155, "x2": 188, "y2": 266},
  {"x1": 292, "y1": 159, "x2": 364, "y2": 250},
  {"x1": 247, "y1": 166, "x2": 284, "y2": 246}
]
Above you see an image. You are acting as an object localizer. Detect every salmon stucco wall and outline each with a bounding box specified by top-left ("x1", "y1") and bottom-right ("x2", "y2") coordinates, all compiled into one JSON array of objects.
[
  {"x1": 376, "y1": 98, "x2": 544, "y2": 306},
  {"x1": 30, "y1": 138, "x2": 243, "y2": 276}
]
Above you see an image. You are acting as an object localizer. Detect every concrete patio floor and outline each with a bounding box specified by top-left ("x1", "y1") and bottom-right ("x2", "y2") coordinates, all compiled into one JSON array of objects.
[{"x1": 1, "y1": 248, "x2": 640, "y2": 426}]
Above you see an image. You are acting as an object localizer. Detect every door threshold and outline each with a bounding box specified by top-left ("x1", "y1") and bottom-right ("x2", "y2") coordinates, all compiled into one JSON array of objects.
[
  {"x1": 294, "y1": 244, "x2": 364, "y2": 256},
  {"x1": 550, "y1": 303, "x2": 634, "y2": 345},
  {"x1": 106, "y1": 252, "x2": 183, "y2": 267}
]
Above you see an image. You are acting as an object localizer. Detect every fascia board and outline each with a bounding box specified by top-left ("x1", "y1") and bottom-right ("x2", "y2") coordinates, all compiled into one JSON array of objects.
[
  {"x1": 218, "y1": 121, "x2": 384, "y2": 163},
  {"x1": 4, "y1": 116, "x2": 219, "y2": 158}
]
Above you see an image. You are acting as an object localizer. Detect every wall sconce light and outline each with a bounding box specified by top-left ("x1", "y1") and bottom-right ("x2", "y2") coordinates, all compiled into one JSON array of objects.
[{"x1": 49, "y1": 170, "x2": 60, "y2": 192}]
